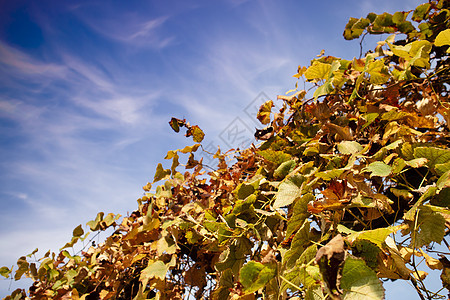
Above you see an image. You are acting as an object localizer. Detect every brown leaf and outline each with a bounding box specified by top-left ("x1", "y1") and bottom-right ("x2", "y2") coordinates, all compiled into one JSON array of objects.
[
  {"x1": 315, "y1": 234, "x2": 346, "y2": 296},
  {"x1": 324, "y1": 123, "x2": 353, "y2": 140}
]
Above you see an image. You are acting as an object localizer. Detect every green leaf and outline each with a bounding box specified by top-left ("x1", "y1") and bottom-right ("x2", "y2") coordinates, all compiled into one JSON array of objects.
[
  {"x1": 414, "y1": 146, "x2": 450, "y2": 174},
  {"x1": 240, "y1": 261, "x2": 277, "y2": 293},
  {"x1": 355, "y1": 227, "x2": 400, "y2": 249},
  {"x1": 437, "y1": 170, "x2": 450, "y2": 190},
  {"x1": 212, "y1": 269, "x2": 234, "y2": 300},
  {"x1": 72, "y1": 225, "x2": 84, "y2": 238},
  {"x1": 436, "y1": 161, "x2": 450, "y2": 176},
  {"x1": 86, "y1": 212, "x2": 104, "y2": 231},
  {"x1": 337, "y1": 141, "x2": 363, "y2": 155},
  {"x1": 258, "y1": 149, "x2": 292, "y2": 167},
  {"x1": 366, "y1": 59, "x2": 389, "y2": 84},
  {"x1": 340, "y1": 257, "x2": 385, "y2": 300},
  {"x1": 412, "y1": 3, "x2": 431, "y2": 22},
  {"x1": 274, "y1": 159, "x2": 296, "y2": 180},
  {"x1": 0, "y1": 266, "x2": 11, "y2": 278},
  {"x1": 215, "y1": 238, "x2": 252, "y2": 275},
  {"x1": 316, "y1": 168, "x2": 345, "y2": 181},
  {"x1": 281, "y1": 244, "x2": 318, "y2": 295},
  {"x1": 411, "y1": 206, "x2": 446, "y2": 248},
  {"x1": 169, "y1": 117, "x2": 184, "y2": 133},
  {"x1": 284, "y1": 221, "x2": 310, "y2": 269},
  {"x1": 342, "y1": 225, "x2": 401, "y2": 249},
  {"x1": 343, "y1": 17, "x2": 370, "y2": 40},
  {"x1": 286, "y1": 193, "x2": 313, "y2": 237},
  {"x1": 153, "y1": 163, "x2": 171, "y2": 183},
  {"x1": 365, "y1": 161, "x2": 392, "y2": 177},
  {"x1": 404, "y1": 186, "x2": 438, "y2": 221},
  {"x1": 140, "y1": 260, "x2": 168, "y2": 281},
  {"x1": 273, "y1": 174, "x2": 306, "y2": 209},
  {"x1": 362, "y1": 113, "x2": 379, "y2": 129},
  {"x1": 233, "y1": 182, "x2": 255, "y2": 200},
  {"x1": 352, "y1": 240, "x2": 380, "y2": 269}
]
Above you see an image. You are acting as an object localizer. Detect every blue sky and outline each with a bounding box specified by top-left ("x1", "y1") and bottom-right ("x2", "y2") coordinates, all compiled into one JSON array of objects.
[{"x1": 0, "y1": 0, "x2": 434, "y2": 297}]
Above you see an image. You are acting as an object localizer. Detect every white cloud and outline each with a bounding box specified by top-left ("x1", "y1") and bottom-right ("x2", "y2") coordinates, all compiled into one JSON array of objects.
[
  {"x1": 0, "y1": 41, "x2": 66, "y2": 77},
  {"x1": 73, "y1": 7, "x2": 175, "y2": 49}
]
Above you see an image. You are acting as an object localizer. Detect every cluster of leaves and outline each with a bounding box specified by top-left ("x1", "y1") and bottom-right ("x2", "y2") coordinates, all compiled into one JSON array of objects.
[{"x1": 2, "y1": 1, "x2": 450, "y2": 299}]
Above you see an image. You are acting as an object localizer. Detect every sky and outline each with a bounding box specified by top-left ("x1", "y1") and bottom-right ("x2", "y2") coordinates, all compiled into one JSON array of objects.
[{"x1": 0, "y1": 0, "x2": 438, "y2": 298}]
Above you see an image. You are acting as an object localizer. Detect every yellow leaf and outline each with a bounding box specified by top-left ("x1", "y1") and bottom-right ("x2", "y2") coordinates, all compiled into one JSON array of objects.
[
  {"x1": 304, "y1": 61, "x2": 332, "y2": 81},
  {"x1": 435, "y1": 29, "x2": 450, "y2": 47},
  {"x1": 419, "y1": 249, "x2": 443, "y2": 270},
  {"x1": 412, "y1": 270, "x2": 428, "y2": 280}
]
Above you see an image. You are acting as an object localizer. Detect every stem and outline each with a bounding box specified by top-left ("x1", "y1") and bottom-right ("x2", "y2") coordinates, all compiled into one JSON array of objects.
[{"x1": 409, "y1": 275, "x2": 427, "y2": 300}]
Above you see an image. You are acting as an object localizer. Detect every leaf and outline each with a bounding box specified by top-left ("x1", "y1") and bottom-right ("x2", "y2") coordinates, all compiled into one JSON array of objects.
[
  {"x1": 239, "y1": 261, "x2": 277, "y2": 294},
  {"x1": 352, "y1": 240, "x2": 380, "y2": 269},
  {"x1": 153, "y1": 163, "x2": 171, "y2": 183},
  {"x1": 86, "y1": 212, "x2": 104, "y2": 231},
  {"x1": 234, "y1": 182, "x2": 255, "y2": 200},
  {"x1": 257, "y1": 100, "x2": 273, "y2": 125},
  {"x1": 404, "y1": 186, "x2": 437, "y2": 221},
  {"x1": 179, "y1": 144, "x2": 201, "y2": 154},
  {"x1": 316, "y1": 168, "x2": 345, "y2": 181},
  {"x1": 365, "y1": 161, "x2": 392, "y2": 177},
  {"x1": 186, "y1": 125, "x2": 205, "y2": 143},
  {"x1": 325, "y1": 123, "x2": 353, "y2": 140},
  {"x1": 72, "y1": 225, "x2": 84, "y2": 238},
  {"x1": 0, "y1": 266, "x2": 11, "y2": 278},
  {"x1": 366, "y1": 59, "x2": 389, "y2": 84},
  {"x1": 362, "y1": 113, "x2": 379, "y2": 129},
  {"x1": 257, "y1": 149, "x2": 292, "y2": 166},
  {"x1": 286, "y1": 193, "x2": 313, "y2": 237},
  {"x1": 304, "y1": 61, "x2": 332, "y2": 81},
  {"x1": 343, "y1": 17, "x2": 370, "y2": 40},
  {"x1": 212, "y1": 269, "x2": 234, "y2": 300},
  {"x1": 405, "y1": 157, "x2": 428, "y2": 168},
  {"x1": 169, "y1": 117, "x2": 185, "y2": 133},
  {"x1": 414, "y1": 146, "x2": 450, "y2": 174},
  {"x1": 102, "y1": 213, "x2": 121, "y2": 228},
  {"x1": 436, "y1": 161, "x2": 450, "y2": 177},
  {"x1": 315, "y1": 234, "x2": 346, "y2": 296},
  {"x1": 354, "y1": 226, "x2": 401, "y2": 249},
  {"x1": 337, "y1": 141, "x2": 363, "y2": 155},
  {"x1": 340, "y1": 257, "x2": 385, "y2": 300},
  {"x1": 284, "y1": 221, "x2": 310, "y2": 269},
  {"x1": 140, "y1": 260, "x2": 168, "y2": 281},
  {"x1": 435, "y1": 29, "x2": 450, "y2": 52},
  {"x1": 274, "y1": 159, "x2": 296, "y2": 180},
  {"x1": 437, "y1": 170, "x2": 450, "y2": 190},
  {"x1": 419, "y1": 249, "x2": 443, "y2": 270},
  {"x1": 412, "y1": 3, "x2": 431, "y2": 22},
  {"x1": 60, "y1": 236, "x2": 79, "y2": 250},
  {"x1": 410, "y1": 206, "x2": 446, "y2": 248},
  {"x1": 215, "y1": 238, "x2": 252, "y2": 275},
  {"x1": 273, "y1": 174, "x2": 306, "y2": 209}
]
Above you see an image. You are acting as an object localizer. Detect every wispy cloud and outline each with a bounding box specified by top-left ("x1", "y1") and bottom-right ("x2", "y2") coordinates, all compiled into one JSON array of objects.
[
  {"x1": 72, "y1": 4, "x2": 175, "y2": 50},
  {"x1": 0, "y1": 41, "x2": 66, "y2": 78}
]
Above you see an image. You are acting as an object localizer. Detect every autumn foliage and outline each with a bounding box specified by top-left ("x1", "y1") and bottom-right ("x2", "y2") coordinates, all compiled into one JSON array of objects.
[{"x1": 2, "y1": 1, "x2": 450, "y2": 299}]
